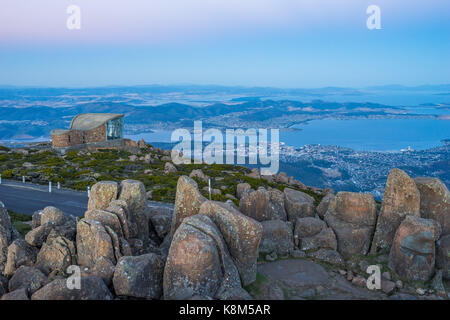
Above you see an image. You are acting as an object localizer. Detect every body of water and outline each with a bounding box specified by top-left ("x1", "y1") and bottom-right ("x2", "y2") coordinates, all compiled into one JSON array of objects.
[
  {"x1": 126, "y1": 118, "x2": 450, "y2": 152},
  {"x1": 283, "y1": 119, "x2": 449, "y2": 152}
]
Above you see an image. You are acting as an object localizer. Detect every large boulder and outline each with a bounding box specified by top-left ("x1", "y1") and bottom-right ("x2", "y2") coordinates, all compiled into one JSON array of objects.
[
  {"x1": 283, "y1": 188, "x2": 315, "y2": 221},
  {"x1": 4, "y1": 239, "x2": 38, "y2": 277},
  {"x1": 40, "y1": 206, "x2": 67, "y2": 226},
  {"x1": 8, "y1": 266, "x2": 48, "y2": 295},
  {"x1": 89, "y1": 256, "x2": 115, "y2": 287},
  {"x1": 259, "y1": 220, "x2": 293, "y2": 256},
  {"x1": 87, "y1": 181, "x2": 118, "y2": 211},
  {"x1": 35, "y1": 236, "x2": 76, "y2": 276},
  {"x1": 1, "y1": 288, "x2": 29, "y2": 300},
  {"x1": 239, "y1": 187, "x2": 287, "y2": 221},
  {"x1": 275, "y1": 172, "x2": 289, "y2": 184},
  {"x1": 0, "y1": 202, "x2": 13, "y2": 272},
  {"x1": 25, "y1": 222, "x2": 54, "y2": 247},
  {"x1": 294, "y1": 217, "x2": 327, "y2": 239},
  {"x1": 0, "y1": 201, "x2": 12, "y2": 237},
  {"x1": 0, "y1": 226, "x2": 9, "y2": 273},
  {"x1": 436, "y1": 234, "x2": 450, "y2": 280},
  {"x1": 388, "y1": 215, "x2": 441, "y2": 281},
  {"x1": 198, "y1": 200, "x2": 263, "y2": 285},
  {"x1": 113, "y1": 253, "x2": 164, "y2": 299},
  {"x1": 164, "y1": 162, "x2": 177, "y2": 174},
  {"x1": 294, "y1": 217, "x2": 337, "y2": 251},
  {"x1": 164, "y1": 215, "x2": 242, "y2": 300},
  {"x1": 371, "y1": 169, "x2": 421, "y2": 254},
  {"x1": 324, "y1": 192, "x2": 377, "y2": 257},
  {"x1": 316, "y1": 193, "x2": 335, "y2": 219},
  {"x1": 149, "y1": 206, "x2": 173, "y2": 240},
  {"x1": 76, "y1": 219, "x2": 116, "y2": 268},
  {"x1": 169, "y1": 176, "x2": 207, "y2": 238},
  {"x1": 31, "y1": 276, "x2": 113, "y2": 300},
  {"x1": 47, "y1": 217, "x2": 77, "y2": 242},
  {"x1": 414, "y1": 177, "x2": 450, "y2": 236},
  {"x1": 268, "y1": 188, "x2": 287, "y2": 221},
  {"x1": 300, "y1": 228, "x2": 337, "y2": 252},
  {"x1": 118, "y1": 180, "x2": 149, "y2": 242},
  {"x1": 85, "y1": 209, "x2": 124, "y2": 238},
  {"x1": 236, "y1": 183, "x2": 252, "y2": 199},
  {"x1": 31, "y1": 210, "x2": 42, "y2": 229},
  {"x1": 106, "y1": 201, "x2": 131, "y2": 240},
  {"x1": 189, "y1": 169, "x2": 209, "y2": 183}
]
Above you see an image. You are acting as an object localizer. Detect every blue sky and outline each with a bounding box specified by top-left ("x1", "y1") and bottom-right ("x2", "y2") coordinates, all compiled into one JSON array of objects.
[{"x1": 0, "y1": 0, "x2": 449, "y2": 87}]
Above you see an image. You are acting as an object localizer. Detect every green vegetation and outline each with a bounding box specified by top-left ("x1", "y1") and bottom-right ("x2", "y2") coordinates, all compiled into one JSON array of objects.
[
  {"x1": 8, "y1": 210, "x2": 32, "y2": 236},
  {"x1": 244, "y1": 272, "x2": 270, "y2": 296},
  {"x1": 0, "y1": 146, "x2": 323, "y2": 204}
]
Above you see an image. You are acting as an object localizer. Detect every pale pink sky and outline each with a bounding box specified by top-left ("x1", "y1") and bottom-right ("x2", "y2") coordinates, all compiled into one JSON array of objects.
[{"x1": 1, "y1": 0, "x2": 448, "y2": 46}]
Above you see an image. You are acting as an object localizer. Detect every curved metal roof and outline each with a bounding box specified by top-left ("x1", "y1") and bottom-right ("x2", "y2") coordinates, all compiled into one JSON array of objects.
[{"x1": 69, "y1": 113, "x2": 124, "y2": 131}]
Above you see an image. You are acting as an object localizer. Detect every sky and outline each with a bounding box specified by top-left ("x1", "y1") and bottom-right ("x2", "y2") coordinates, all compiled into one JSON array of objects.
[{"x1": 0, "y1": 0, "x2": 449, "y2": 88}]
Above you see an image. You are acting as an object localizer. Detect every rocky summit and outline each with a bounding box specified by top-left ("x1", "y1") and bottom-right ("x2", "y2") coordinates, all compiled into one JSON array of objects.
[{"x1": 0, "y1": 167, "x2": 449, "y2": 300}]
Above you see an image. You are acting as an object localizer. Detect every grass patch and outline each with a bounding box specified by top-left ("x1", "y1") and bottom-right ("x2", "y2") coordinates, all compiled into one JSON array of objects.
[
  {"x1": 8, "y1": 210, "x2": 32, "y2": 222},
  {"x1": 8, "y1": 210, "x2": 32, "y2": 236},
  {"x1": 244, "y1": 272, "x2": 270, "y2": 296}
]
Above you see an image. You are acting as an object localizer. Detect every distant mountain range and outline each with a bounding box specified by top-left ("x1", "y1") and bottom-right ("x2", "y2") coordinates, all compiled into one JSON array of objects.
[{"x1": 0, "y1": 84, "x2": 448, "y2": 141}]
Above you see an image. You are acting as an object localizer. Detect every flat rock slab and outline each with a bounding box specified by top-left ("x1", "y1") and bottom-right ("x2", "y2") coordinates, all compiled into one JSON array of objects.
[
  {"x1": 257, "y1": 259, "x2": 386, "y2": 300},
  {"x1": 258, "y1": 259, "x2": 329, "y2": 288}
]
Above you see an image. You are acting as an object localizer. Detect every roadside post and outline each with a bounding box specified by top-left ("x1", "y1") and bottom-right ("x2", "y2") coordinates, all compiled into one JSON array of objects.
[
  {"x1": 22, "y1": 176, "x2": 25, "y2": 183},
  {"x1": 57, "y1": 182, "x2": 61, "y2": 190},
  {"x1": 87, "y1": 186, "x2": 91, "y2": 198},
  {"x1": 49, "y1": 181, "x2": 52, "y2": 193},
  {"x1": 0, "y1": 174, "x2": 2, "y2": 184}
]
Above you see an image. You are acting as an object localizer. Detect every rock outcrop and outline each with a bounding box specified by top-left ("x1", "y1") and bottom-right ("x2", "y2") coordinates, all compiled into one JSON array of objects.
[
  {"x1": 118, "y1": 180, "x2": 149, "y2": 243},
  {"x1": 164, "y1": 215, "x2": 242, "y2": 300},
  {"x1": 388, "y1": 215, "x2": 441, "y2": 281},
  {"x1": 35, "y1": 236, "x2": 76, "y2": 276},
  {"x1": 169, "y1": 176, "x2": 207, "y2": 238},
  {"x1": 324, "y1": 192, "x2": 377, "y2": 257},
  {"x1": 0, "y1": 201, "x2": 14, "y2": 272},
  {"x1": 40, "y1": 206, "x2": 67, "y2": 226},
  {"x1": 414, "y1": 177, "x2": 450, "y2": 236},
  {"x1": 316, "y1": 193, "x2": 335, "y2": 219},
  {"x1": 198, "y1": 200, "x2": 262, "y2": 285},
  {"x1": 371, "y1": 169, "x2": 421, "y2": 254},
  {"x1": 4, "y1": 239, "x2": 38, "y2": 277},
  {"x1": 87, "y1": 181, "x2": 118, "y2": 211},
  {"x1": 8, "y1": 266, "x2": 48, "y2": 295},
  {"x1": 164, "y1": 162, "x2": 177, "y2": 174},
  {"x1": 113, "y1": 253, "x2": 164, "y2": 299},
  {"x1": 294, "y1": 217, "x2": 337, "y2": 251},
  {"x1": 236, "y1": 183, "x2": 252, "y2": 199},
  {"x1": 259, "y1": 220, "x2": 293, "y2": 257},
  {"x1": 436, "y1": 235, "x2": 450, "y2": 280},
  {"x1": 283, "y1": 188, "x2": 315, "y2": 222},
  {"x1": 239, "y1": 187, "x2": 287, "y2": 221},
  {"x1": 32, "y1": 276, "x2": 113, "y2": 300},
  {"x1": 189, "y1": 169, "x2": 209, "y2": 183},
  {"x1": 76, "y1": 219, "x2": 116, "y2": 268},
  {"x1": 2, "y1": 166, "x2": 450, "y2": 301}
]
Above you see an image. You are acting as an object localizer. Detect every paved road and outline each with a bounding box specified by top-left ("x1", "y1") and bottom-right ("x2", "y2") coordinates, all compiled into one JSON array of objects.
[{"x1": 0, "y1": 179, "x2": 173, "y2": 216}]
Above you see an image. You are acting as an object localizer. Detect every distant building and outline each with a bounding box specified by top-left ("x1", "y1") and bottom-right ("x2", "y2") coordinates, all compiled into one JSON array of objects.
[
  {"x1": 400, "y1": 146, "x2": 413, "y2": 152},
  {"x1": 51, "y1": 113, "x2": 124, "y2": 148}
]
